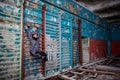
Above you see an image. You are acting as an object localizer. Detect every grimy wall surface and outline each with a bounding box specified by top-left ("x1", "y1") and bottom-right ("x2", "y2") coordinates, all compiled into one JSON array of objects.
[
  {"x1": 42, "y1": 0, "x2": 109, "y2": 40},
  {"x1": 109, "y1": 23, "x2": 120, "y2": 55},
  {"x1": 0, "y1": 0, "x2": 110, "y2": 79},
  {"x1": 89, "y1": 39, "x2": 107, "y2": 61},
  {"x1": 0, "y1": 0, "x2": 22, "y2": 80}
]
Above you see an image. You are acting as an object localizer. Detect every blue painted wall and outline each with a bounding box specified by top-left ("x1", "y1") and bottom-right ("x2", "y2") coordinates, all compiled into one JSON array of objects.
[
  {"x1": 0, "y1": 0, "x2": 112, "y2": 79},
  {"x1": 81, "y1": 19, "x2": 108, "y2": 40},
  {"x1": 108, "y1": 23, "x2": 120, "y2": 56},
  {"x1": 109, "y1": 23, "x2": 120, "y2": 41},
  {"x1": 41, "y1": 0, "x2": 109, "y2": 40},
  {"x1": 40, "y1": 0, "x2": 109, "y2": 76},
  {"x1": 0, "y1": 0, "x2": 22, "y2": 80}
]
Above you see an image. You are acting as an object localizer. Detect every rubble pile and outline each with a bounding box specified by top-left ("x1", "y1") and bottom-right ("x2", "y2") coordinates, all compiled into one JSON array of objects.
[{"x1": 45, "y1": 56, "x2": 120, "y2": 80}]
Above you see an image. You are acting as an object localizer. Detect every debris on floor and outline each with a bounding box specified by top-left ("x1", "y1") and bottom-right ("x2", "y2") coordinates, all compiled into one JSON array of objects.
[{"x1": 45, "y1": 56, "x2": 120, "y2": 80}]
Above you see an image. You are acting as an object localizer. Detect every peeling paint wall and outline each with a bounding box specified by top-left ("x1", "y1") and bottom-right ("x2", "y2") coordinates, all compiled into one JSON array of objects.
[
  {"x1": 45, "y1": 6, "x2": 60, "y2": 76},
  {"x1": 72, "y1": 18, "x2": 80, "y2": 67},
  {"x1": 43, "y1": 0, "x2": 107, "y2": 26},
  {"x1": 81, "y1": 20, "x2": 108, "y2": 40},
  {"x1": 89, "y1": 39, "x2": 108, "y2": 61},
  {"x1": 41, "y1": 0, "x2": 109, "y2": 68},
  {"x1": 0, "y1": 0, "x2": 110, "y2": 79},
  {"x1": 60, "y1": 12, "x2": 73, "y2": 71},
  {"x1": 42, "y1": 0, "x2": 109, "y2": 40},
  {"x1": 23, "y1": 0, "x2": 46, "y2": 79},
  {"x1": 0, "y1": 0, "x2": 22, "y2": 79},
  {"x1": 109, "y1": 23, "x2": 120, "y2": 55},
  {"x1": 110, "y1": 23, "x2": 120, "y2": 41}
]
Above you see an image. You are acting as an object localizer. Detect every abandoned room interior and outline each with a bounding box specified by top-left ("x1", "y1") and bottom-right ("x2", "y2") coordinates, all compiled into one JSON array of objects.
[{"x1": 0, "y1": 0, "x2": 120, "y2": 80}]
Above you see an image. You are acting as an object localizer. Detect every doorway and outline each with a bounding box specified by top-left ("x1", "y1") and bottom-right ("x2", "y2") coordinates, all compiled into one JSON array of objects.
[{"x1": 82, "y1": 37, "x2": 90, "y2": 64}]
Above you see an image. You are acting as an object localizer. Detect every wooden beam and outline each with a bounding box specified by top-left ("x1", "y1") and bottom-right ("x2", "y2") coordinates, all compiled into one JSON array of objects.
[
  {"x1": 80, "y1": 58, "x2": 106, "y2": 68},
  {"x1": 77, "y1": 69, "x2": 115, "y2": 75},
  {"x1": 70, "y1": 71, "x2": 86, "y2": 75},
  {"x1": 58, "y1": 74, "x2": 76, "y2": 80},
  {"x1": 96, "y1": 65, "x2": 120, "y2": 73}
]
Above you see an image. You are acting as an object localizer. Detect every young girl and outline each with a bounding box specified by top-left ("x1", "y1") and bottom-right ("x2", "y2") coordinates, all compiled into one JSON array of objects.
[{"x1": 25, "y1": 25, "x2": 47, "y2": 61}]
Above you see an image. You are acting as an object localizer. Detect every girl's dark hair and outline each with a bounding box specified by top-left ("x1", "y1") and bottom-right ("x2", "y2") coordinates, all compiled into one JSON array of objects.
[{"x1": 32, "y1": 33, "x2": 38, "y2": 40}]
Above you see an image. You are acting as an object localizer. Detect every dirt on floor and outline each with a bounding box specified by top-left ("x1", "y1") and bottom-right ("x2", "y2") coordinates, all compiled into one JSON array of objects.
[{"x1": 45, "y1": 55, "x2": 120, "y2": 80}]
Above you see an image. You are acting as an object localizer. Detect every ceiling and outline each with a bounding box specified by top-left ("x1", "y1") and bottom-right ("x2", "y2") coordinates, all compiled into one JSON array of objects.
[{"x1": 75, "y1": 0, "x2": 120, "y2": 23}]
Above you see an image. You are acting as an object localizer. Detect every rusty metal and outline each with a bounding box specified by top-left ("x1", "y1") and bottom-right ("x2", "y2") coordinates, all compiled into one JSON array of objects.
[
  {"x1": 78, "y1": 19, "x2": 83, "y2": 65},
  {"x1": 22, "y1": 1, "x2": 25, "y2": 80},
  {"x1": 22, "y1": 0, "x2": 46, "y2": 79},
  {"x1": 42, "y1": 4, "x2": 46, "y2": 76}
]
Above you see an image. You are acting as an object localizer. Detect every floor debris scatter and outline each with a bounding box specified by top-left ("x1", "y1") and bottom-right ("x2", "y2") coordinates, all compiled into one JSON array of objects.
[{"x1": 45, "y1": 56, "x2": 120, "y2": 80}]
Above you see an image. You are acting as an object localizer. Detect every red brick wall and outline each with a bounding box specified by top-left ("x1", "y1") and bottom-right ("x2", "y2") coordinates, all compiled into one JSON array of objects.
[
  {"x1": 89, "y1": 39, "x2": 107, "y2": 61},
  {"x1": 111, "y1": 41, "x2": 120, "y2": 55}
]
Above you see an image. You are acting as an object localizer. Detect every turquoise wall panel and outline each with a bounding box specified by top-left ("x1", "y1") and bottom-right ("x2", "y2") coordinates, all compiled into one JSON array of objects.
[
  {"x1": 0, "y1": 0, "x2": 22, "y2": 80},
  {"x1": 41, "y1": 0, "x2": 108, "y2": 40},
  {"x1": 0, "y1": 0, "x2": 112, "y2": 79},
  {"x1": 60, "y1": 11, "x2": 73, "y2": 71},
  {"x1": 72, "y1": 17, "x2": 80, "y2": 67},
  {"x1": 109, "y1": 23, "x2": 120, "y2": 41},
  {"x1": 23, "y1": 0, "x2": 44, "y2": 79},
  {"x1": 45, "y1": 7, "x2": 60, "y2": 76}
]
